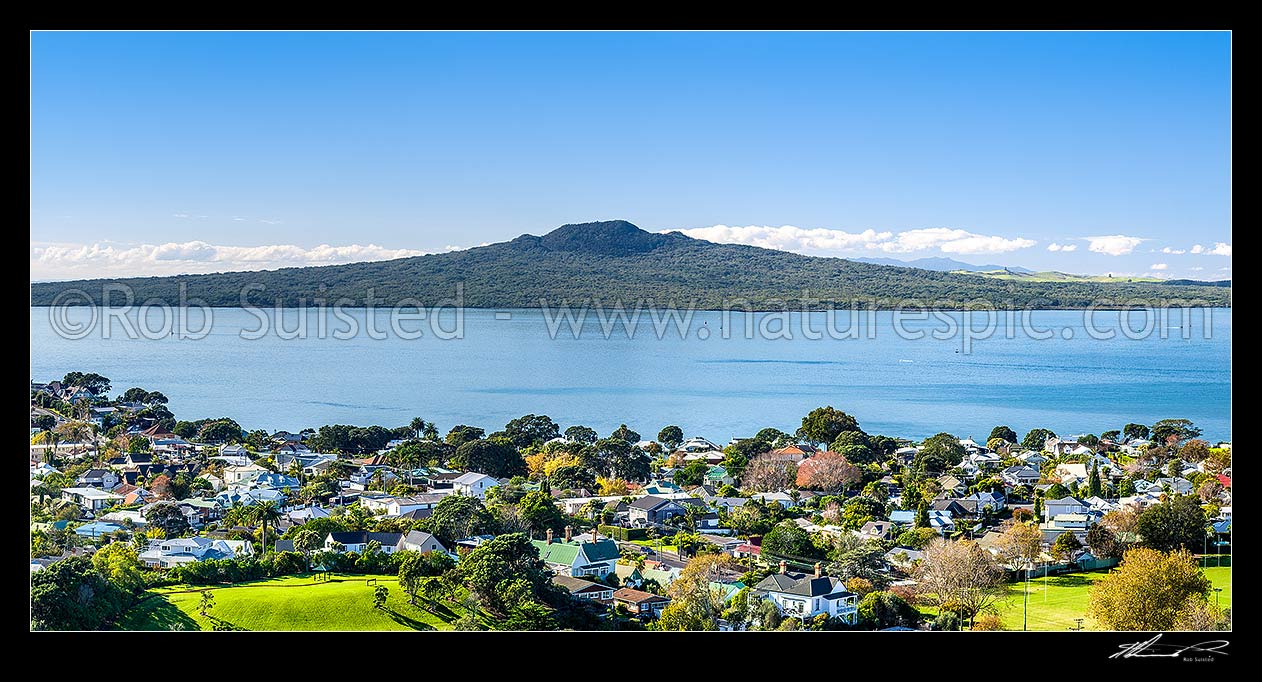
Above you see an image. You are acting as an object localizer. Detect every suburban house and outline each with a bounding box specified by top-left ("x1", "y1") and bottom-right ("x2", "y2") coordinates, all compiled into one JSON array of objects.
[
  {"x1": 613, "y1": 587, "x2": 671, "y2": 619},
  {"x1": 858, "y1": 520, "x2": 895, "y2": 541},
  {"x1": 400, "y1": 530, "x2": 448, "y2": 554},
  {"x1": 750, "y1": 562, "x2": 859, "y2": 624},
  {"x1": 962, "y1": 491, "x2": 1006, "y2": 513},
  {"x1": 764, "y1": 444, "x2": 818, "y2": 463},
  {"x1": 76, "y1": 469, "x2": 120, "y2": 490},
  {"x1": 937, "y1": 475, "x2": 967, "y2": 496},
  {"x1": 551, "y1": 575, "x2": 615, "y2": 605},
  {"x1": 359, "y1": 493, "x2": 447, "y2": 517},
  {"x1": 629, "y1": 495, "x2": 692, "y2": 525},
  {"x1": 1001, "y1": 465, "x2": 1041, "y2": 487},
  {"x1": 139, "y1": 537, "x2": 254, "y2": 568},
  {"x1": 223, "y1": 462, "x2": 270, "y2": 485},
  {"x1": 530, "y1": 527, "x2": 621, "y2": 578},
  {"x1": 1042, "y1": 496, "x2": 1088, "y2": 521},
  {"x1": 324, "y1": 531, "x2": 406, "y2": 554},
  {"x1": 452, "y1": 472, "x2": 499, "y2": 499},
  {"x1": 1044, "y1": 436, "x2": 1080, "y2": 457},
  {"x1": 60, "y1": 487, "x2": 124, "y2": 511}
]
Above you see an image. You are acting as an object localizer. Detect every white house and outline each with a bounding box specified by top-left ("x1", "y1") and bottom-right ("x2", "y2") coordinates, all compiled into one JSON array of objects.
[
  {"x1": 452, "y1": 472, "x2": 499, "y2": 499},
  {"x1": 1001, "y1": 465, "x2": 1041, "y2": 487},
  {"x1": 400, "y1": 530, "x2": 448, "y2": 554},
  {"x1": 60, "y1": 487, "x2": 124, "y2": 511},
  {"x1": 139, "y1": 537, "x2": 254, "y2": 568},
  {"x1": 324, "y1": 531, "x2": 406, "y2": 554},
  {"x1": 223, "y1": 462, "x2": 269, "y2": 485},
  {"x1": 76, "y1": 469, "x2": 120, "y2": 490},
  {"x1": 1043, "y1": 496, "x2": 1088, "y2": 521},
  {"x1": 751, "y1": 562, "x2": 859, "y2": 624},
  {"x1": 531, "y1": 527, "x2": 621, "y2": 578}
]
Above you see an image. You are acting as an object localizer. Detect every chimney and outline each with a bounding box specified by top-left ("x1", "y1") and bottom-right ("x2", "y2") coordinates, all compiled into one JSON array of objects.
[
  {"x1": 564, "y1": 525, "x2": 572, "y2": 543},
  {"x1": 546, "y1": 529, "x2": 554, "y2": 544},
  {"x1": 591, "y1": 527, "x2": 598, "y2": 544},
  {"x1": 814, "y1": 562, "x2": 822, "y2": 578},
  {"x1": 779, "y1": 560, "x2": 787, "y2": 574}
]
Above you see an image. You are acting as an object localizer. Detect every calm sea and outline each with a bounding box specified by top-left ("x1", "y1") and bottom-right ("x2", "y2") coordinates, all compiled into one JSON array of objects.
[{"x1": 29, "y1": 307, "x2": 1231, "y2": 443}]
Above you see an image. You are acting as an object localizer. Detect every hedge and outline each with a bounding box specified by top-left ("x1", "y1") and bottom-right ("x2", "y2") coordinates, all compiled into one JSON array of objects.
[{"x1": 599, "y1": 525, "x2": 647, "y2": 541}]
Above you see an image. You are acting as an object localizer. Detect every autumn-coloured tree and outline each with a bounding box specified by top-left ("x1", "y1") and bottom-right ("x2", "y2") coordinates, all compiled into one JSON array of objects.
[
  {"x1": 1198, "y1": 478, "x2": 1224, "y2": 502},
  {"x1": 149, "y1": 473, "x2": 174, "y2": 499},
  {"x1": 914, "y1": 539, "x2": 1005, "y2": 627},
  {"x1": 1099, "y1": 509, "x2": 1140, "y2": 547},
  {"x1": 1088, "y1": 548, "x2": 1213, "y2": 630},
  {"x1": 740, "y1": 453, "x2": 797, "y2": 492},
  {"x1": 656, "y1": 554, "x2": 737, "y2": 631},
  {"x1": 795, "y1": 451, "x2": 862, "y2": 492},
  {"x1": 996, "y1": 520, "x2": 1042, "y2": 570},
  {"x1": 845, "y1": 577, "x2": 874, "y2": 597}
]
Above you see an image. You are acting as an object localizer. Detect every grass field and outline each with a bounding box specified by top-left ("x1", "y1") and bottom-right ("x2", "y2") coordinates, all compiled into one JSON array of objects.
[
  {"x1": 119, "y1": 573, "x2": 489, "y2": 631},
  {"x1": 994, "y1": 564, "x2": 1233, "y2": 631}
]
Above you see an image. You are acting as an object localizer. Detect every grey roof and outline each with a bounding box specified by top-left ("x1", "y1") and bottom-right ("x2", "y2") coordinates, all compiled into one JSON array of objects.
[
  {"x1": 629, "y1": 495, "x2": 676, "y2": 511},
  {"x1": 754, "y1": 571, "x2": 848, "y2": 598},
  {"x1": 402, "y1": 530, "x2": 446, "y2": 552},
  {"x1": 274, "y1": 540, "x2": 295, "y2": 552},
  {"x1": 552, "y1": 575, "x2": 606, "y2": 593},
  {"x1": 327, "y1": 531, "x2": 404, "y2": 546}
]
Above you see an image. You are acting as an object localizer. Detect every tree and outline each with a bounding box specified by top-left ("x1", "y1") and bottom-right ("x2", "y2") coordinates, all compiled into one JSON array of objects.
[
  {"x1": 996, "y1": 520, "x2": 1042, "y2": 570},
  {"x1": 1101, "y1": 429, "x2": 1121, "y2": 442},
  {"x1": 762, "y1": 521, "x2": 819, "y2": 558},
  {"x1": 919, "y1": 432, "x2": 966, "y2": 468},
  {"x1": 1088, "y1": 460, "x2": 1103, "y2": 498},
  {"x1": 857, "y1": 591, "x2": 920, "y2": 630},
  {"x1": 1021, "y1": 428, "x2": 1056, "y2": 451},
  {"x1": 290, "y1": 528, "x2": 323, "y2": 554},
  {"x1": 91, "y1": 542, "x2": 144, "y2": 594},
  {"x1": 445, "y1": 425, "x2": 485, "y2": 447},
  {"x1": 144, "y1": 501, "x2": 190, "y2": 537},
  {"x1": 1117, "y1": 477, "x2": 1136, "y2": 497},
  {"x1": 741, "y1": 453, "x2": 797, "y2": 492},
  {"x1": 796, "y1": 452, "x2": 862, "y2": 492},
  {"x1": 797, "y1": 406, "x2": 862, "y2": 445},
  {"x1": 452, "y1": 438, "x2": 527, "y2": 479},
  {"x1": 1122, "y1": 423, "x2": 1150, "y2": 441},
  {"x1": 149, "y1": 474, "x2": 174, "y2": 500},
  {"x1": 1085, "y1": 523, "x2": 1122, "y2": 559},
  {"x1": 198, "y1": 419, "x2": 244, "y2": 444},
  {"x1": 988, "y1": 426, "x2": 1018, "y2": 444},
  {"x1": 248, "y1": 500, "x2": 284, "y2": 553},
  {"x1": 656, "y1": 554, "x2": 736, "y2": 631},
  {"x1": 1179, "y1": 439, "x2": 1211, "y2": 462},
  {"x1": 1051, "y1": 531, "x2": 1083, "y2": 561},
  {"x1": 517, "y1": 490, "x2": 565, "y2": 533},
  {"x1": 582, "y1": 438, "x2": 651, "y2": 481},
  {"x1": 1088, "y1": 547, "x2": 1212, "y2": 630},
  {"x1": 894, "y1": 527, "x2": 939, "y2": 551},
  {"x1": 410, "y1": 417, "x2": 439, "y2": 441},
  {"x1": 841, "y1": 496, "x2": 886, "y2": 530},
  {"x1": 34, "y1": 414, "x2": 56, "y2": 432},
  {"x1": 31, "y1": 557, "x2": 128, "y2": 631},
  {"x1": 373, "y1": 584, "x2": 389, "y2": 609},
  {"x1": 844, "y1": 577, "x2": 874, "y2": 597},
  {"x1": 1151, "y1": 419, "x2": 1201, "y2": 446},
  {"x1": 1137, "y1": 496, "x2": 1207, "y2": 552},
  {"x1": 673, "y1": 459, "x2": 709, "y2": 487},
  {"x1": 397, "y1": 551, "x2": 457, "y2": 605},
  {"x1": 460, "y1": 533, "x2": 554, "y2": 614},
  {"x1": 198, "y1": 590, "x2": 216, "y2": 616},
  {"x1": 610, "y1": 424, "x2": 641, "y2": 443},
  {"x1": 502, "y1": 414, "x2": 560, "y2": 448},
  {"x1": 564, "y1": 425, "x2": 598, "y2": 445},
  {"x1": 1044, "y1": 483, "x2": 1071, "y2": 500},
  {"x1": 428, "y1": 495, "x2": 496, "y2": 544},
  {"x1": 63, "y1": 371, "x2": 111, "y2": 396},
  {"x1": 1197, "y1": 478, "x2": 1224, "y2": 503},
  {"x1": 914, "y1": 539, "x2": 1005, "y2": 627},
  {"x1": 657, "y1": 425, "x2": 684, "y2": 450}
]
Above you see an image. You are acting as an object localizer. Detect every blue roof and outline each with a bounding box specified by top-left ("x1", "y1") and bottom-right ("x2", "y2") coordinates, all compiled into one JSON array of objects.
[{"x1": 75, "y1": 521, "x2": 124, "y2": 537}]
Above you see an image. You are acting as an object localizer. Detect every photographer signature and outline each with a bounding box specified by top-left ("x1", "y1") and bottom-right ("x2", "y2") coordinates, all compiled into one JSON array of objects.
[{"x1": 1110, "y1": 634, "x2": 1229, "y2": 659}]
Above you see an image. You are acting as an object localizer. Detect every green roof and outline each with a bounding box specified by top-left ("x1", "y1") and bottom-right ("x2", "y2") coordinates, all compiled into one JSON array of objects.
[
  {"x1": 532, "y1": 539, "x2": 580, "y2": 567},
  {"x1": 706, "y1": 465, "x2": 729, "y2": 480}
]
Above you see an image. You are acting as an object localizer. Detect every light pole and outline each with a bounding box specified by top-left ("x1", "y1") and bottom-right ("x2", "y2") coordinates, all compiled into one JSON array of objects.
[{"x1": 1213, "y1": 587, "x2": 1222, "y2": 610}]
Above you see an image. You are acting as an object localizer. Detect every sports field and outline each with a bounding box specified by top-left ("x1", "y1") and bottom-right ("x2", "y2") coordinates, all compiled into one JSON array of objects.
[{"x1": 118, "y1": 573, "x2": 488, "y2": 631}]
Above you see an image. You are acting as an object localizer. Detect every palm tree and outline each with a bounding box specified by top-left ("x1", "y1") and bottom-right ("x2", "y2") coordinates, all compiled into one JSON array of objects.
[{"x1": 248, "y1": 500, "x2": 283, "y2": 553}]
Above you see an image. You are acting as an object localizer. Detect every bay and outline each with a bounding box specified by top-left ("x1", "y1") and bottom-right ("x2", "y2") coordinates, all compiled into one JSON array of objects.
[{"x1": 29, "y1": 306, "x2": 1231, "y2": 443}]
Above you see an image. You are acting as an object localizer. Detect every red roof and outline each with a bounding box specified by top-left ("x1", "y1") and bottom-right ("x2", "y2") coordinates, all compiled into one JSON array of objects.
[
  {"x1": 735, "y1": 544, "x2": 761, "y2": 555},
  {"x1": 1217, "y1": 474, "x2": 1231, "y2": 488}
]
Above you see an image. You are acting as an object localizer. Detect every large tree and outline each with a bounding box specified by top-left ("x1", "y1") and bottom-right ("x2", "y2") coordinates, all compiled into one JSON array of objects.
[
  {"x1": 656, "y1": 554, "x2": 737, "y2": 631},
  {"x1": 795, "y1": 451, "x2": 862, "y2": 492},
  {"x1": 460, "y1": 533, "x2": 554, "y2": 614},
  {"x1": 857, "y1": 591, "x2": 921, "y2": 630},
  {"x1": 1021, "y1": 428, "x2": 1056, "y2": 451},
  {"x1": 1137, "y1": 495, "x2": 1207, "y2": 552},
  {"x1": 657, "y1": 425, "x2": 684, "y2": 450},
  {"x1": 144, "y1": 501, "x2": 190, "y2": 537},
  {"x1": 451, "y1": 438, "x2": 527, "y2": 479},
  {"x1": 444, "y1": 425, "x2": 485, "y2": 447},
  {"x1": 427, "y1": 495, "x2": 496, "y2": 544},
  {"x1": 502, "y1": 414, "x2": 561, "y2": 448},
  {"x1": 914, "y1": 539, "x2": 1006, "y2": 627},
  {"x1": 610, "y1": 424, "x2": 641, "y2": 443},
  {"x1": 740, "y1": 453, "x2": 797, "y2": 492},
  {"x1": 762, "y1": 521, "x2": 820, "y2": 559},
  {"x1": 988, "y1": 426, "x2": 1018, "y2": 444},
  {"x1": 564, "y1": 425, "x2": 599, "y2": 445},
  {"x1": 516, "y1": 490, "x2": 565, "y2": 533},
  {"x1": 995, "y1": 520, "x2": 1042, "y2": 571},
  {"x1": 1087, "y1": 548, "x2": 1214, "y2": 630},
  {"x1": 1122, "y1": 423, "x2": 1150, "y2": 441},
  {"x1": 1151, "y1": 419, "x2": 1202, "y2": 446},
  {"x1": 1085, "y1": 523, "x2": 1122, "y2": 559},
  {"x1": 797, "y1": 406, "x2": 862, "y2": 445},
  {"x1": 31, "y1": 556, "x2": 128, "y2": 630},
  {"x1": 249, "y1": 500, "x2": 283, "y2": 553}
]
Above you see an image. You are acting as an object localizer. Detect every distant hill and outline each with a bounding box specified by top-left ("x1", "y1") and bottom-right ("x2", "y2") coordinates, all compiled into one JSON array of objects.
[
  {"x1": 1163, "y1": 278, "x2": 1232, "y2": 287},
  {"x1": 851, "y1": 256, "x2": 1035, "y2": 274},
  {"x1": 30, "y1": 220, "x2": 1231, "y2": 310},
  {"x1": 954, "y1": 269, "x2": 1167, "y2": 284}
]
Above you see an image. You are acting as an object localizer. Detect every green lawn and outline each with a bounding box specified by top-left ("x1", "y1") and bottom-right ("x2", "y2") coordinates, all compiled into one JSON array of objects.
[
  {"x1": 995, "y1": 565, "x2": 1233, "y2": 631},
  {"x1": 119, "y1": 573, "x2": 488, "y2": 631}
]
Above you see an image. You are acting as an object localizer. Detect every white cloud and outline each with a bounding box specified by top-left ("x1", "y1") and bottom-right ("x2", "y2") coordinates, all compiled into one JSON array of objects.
[
  {"x1": 1085, "y1": 235, "x2": 1145, "y2": 256},
  {"x1": 30, "y1": 240, "x2": 431, "y2": 280},
  {"x1": 1206, "y1": 242, "x2": 1231, "y2": 256},
  {"x1": 1190, "y1": 266, "x2": 1204, "y2": 271},
  {"x1": 1161, "y1": 247, "x2": 1186, "y2": 255},
  {"x1": 1149, "y1": 263, "x2": 1168, "y2": 270},
  {"x1": 1190, "y1": 244, "x2": 1204, "y2": 254},
  {"x1": 672, "y1": 224, "x2": 1035, "y2": 256},
  {"x1": 1047, "y1": 243, "x2": 1078, "y2": 252}
]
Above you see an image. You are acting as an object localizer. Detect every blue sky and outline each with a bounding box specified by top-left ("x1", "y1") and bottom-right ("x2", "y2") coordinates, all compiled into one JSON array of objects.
[{"x1": 31, "y1": 31, "x2": 1231, "y2": 281}]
